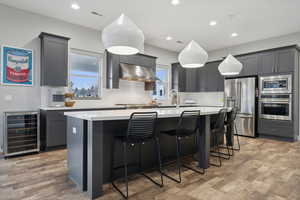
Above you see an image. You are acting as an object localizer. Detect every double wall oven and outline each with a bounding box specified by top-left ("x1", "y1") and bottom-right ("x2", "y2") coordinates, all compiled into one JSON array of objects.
[{"x1": 259, "y1": 75, "x2": 292, "y2": 121}]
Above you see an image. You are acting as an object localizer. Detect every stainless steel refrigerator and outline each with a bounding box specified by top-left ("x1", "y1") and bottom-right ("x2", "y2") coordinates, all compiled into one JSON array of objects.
[{"x1": 225, "y1": 77, "x2": 256, "y2": 137}]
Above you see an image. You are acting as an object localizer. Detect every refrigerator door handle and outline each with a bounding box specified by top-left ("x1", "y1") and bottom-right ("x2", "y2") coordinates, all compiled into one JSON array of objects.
[{"x1": 238, "y1": 81, "x2": 242, "y2": 112}]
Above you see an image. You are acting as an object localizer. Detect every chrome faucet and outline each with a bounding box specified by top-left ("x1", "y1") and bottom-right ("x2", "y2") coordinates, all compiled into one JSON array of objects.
[{"x1": 170, "y1": 89, "x2": 180, "y2": 108}]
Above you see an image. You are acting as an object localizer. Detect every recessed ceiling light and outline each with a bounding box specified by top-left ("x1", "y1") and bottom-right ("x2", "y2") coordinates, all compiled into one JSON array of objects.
[
  {"x1": 171, "y1": 0, "x2": 180, "y2": 6},
  {"x1": 71, "y1": 3, "x2": 80, "y2": 10},
  {"x1": 209, "y1": 21, "x2": 217, "y2": 26},
  {"x1": 166, "y1": 36, "x2": 173, "y2": 41},
  {"x1": 231, "y1": 32, "x2": 238, "y2": 37}
]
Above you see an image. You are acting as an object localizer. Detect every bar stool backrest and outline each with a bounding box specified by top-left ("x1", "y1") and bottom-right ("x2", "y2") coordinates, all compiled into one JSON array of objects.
[
  {"x1": 227, "y1": 107, "x2": 238, "y2": 124},
  {"x1": 213, "y1": 108, "x2": 227, "y2": 131},
  {"x1": 176, "y1": 110, "x2": 200, "y2": 136},
  {"x1": 127, "y1": 112, "x2": 158, "y2": 142}
]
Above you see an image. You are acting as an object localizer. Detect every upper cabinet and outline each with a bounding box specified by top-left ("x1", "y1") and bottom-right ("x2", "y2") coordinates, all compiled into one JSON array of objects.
[
  {"x1": 171, "y1": 61, "x2": 224, "y2": 92},
  {"x1": 236, "y1": 54, "x2": 259, "y2": 76},
  {"x1": 276, "y1": 48, "x2": 297, "y2": 73},
  {"x1": 258, "y1": 51, "x2": 276, "y2": 74},
  {"x1": 258, "y1": 47, "x2": 297, "y2": 75},
  {"x1": 171, "y1": 63, "x2": 186, "y2": 92},
  {"x1": 39, "y1": 32, "x2": 70, "y2": 87}
]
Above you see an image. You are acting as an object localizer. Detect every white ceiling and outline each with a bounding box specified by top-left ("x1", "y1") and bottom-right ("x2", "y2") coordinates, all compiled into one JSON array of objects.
[{"x1": 1, "y1": 0, "x2": 300, "y2": 52}]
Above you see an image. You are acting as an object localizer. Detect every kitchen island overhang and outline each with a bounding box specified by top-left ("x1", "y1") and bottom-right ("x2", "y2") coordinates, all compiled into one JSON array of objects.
[{"x1": 65, "y1": 107, "x2": 233, "y2": 199}]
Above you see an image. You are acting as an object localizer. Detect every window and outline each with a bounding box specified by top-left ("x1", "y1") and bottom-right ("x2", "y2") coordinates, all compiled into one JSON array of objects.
[
  {"x1": 69, "y1": 50, "x2": 101, "y2": 99},
  {"x1": 153, "y1": 66, "x2": 170, "y2": 100}
]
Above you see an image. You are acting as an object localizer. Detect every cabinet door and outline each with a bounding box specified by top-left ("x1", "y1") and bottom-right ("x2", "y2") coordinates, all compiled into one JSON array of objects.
[
  {"x1": 106, "y1": 52, "x2": 120, "y2": 89},
  {"x1": 258, "y1": 51, "x2": 276, "y2": 75},
  {"x1": 41, "y1": 36, "x2": 68, "y2": 86},
  {"x1": 197, "y1": 67, "x2": 207, "y2": 92},
  {"x1": 258, "y1": 119, "x2": 293, "y2": 138},
  {"x1": 185, "y1": 68, "x2": 198, "y2": 92},
  {"x1": 237, "y1": 54, "x2": 259, "y2": 76},
  {"x1": 215, "y1": 61, "x2": 224, "y2": 91},
  {"x1": 178, "y1": 65, "x2": 187, "y2": 92},
  {"x1": 276, "y1": 48, "x2": 296, "y2": 73},
  {"x1": 46, "y1": 111, "x2": 66, "y2": 147},
  {"x1": 171, "y1": 63, "x2": 179, "y2": 90},
  {"x1": 205, "y1": 62, "x2": 220, "y2": 91}
]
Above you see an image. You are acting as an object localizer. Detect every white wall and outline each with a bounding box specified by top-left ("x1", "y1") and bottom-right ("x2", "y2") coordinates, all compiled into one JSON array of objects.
[
  {"x1": 0, "y1": 4, "x2": 178, "y2": 152},
  {"x1": 208, "y1": 32, "x2": 300, "y2": 61}
]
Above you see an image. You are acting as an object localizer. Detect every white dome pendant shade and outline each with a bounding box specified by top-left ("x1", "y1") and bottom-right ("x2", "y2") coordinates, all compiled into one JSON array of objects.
[
  {"x1": 178, "y1": 40, "x2": 208, "y2": 68},
  {"x1": 102, "y1": 14, "x2": 144, "y2": 55},
  {"x1": 218, "y1": 54, "x2": 243, "y2": 76}
]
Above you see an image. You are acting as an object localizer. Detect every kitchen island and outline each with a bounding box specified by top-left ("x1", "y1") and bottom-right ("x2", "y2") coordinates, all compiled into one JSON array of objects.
[{"x1": 65, "y1": 107, "x2": 232, "y2": 199}]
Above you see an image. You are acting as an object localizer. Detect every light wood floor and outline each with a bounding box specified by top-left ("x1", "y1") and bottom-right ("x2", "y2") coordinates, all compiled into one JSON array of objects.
[{"x1": 0, "y1": 137, "x2": 300, "y2": 200}]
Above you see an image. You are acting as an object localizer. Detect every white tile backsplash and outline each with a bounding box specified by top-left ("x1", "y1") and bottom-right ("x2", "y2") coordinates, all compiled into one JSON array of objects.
[{"x1": 179, "y1": 92, "x2": 224, "y2": 106}]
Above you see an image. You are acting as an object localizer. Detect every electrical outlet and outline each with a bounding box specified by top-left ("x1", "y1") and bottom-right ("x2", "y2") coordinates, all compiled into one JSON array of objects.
[
  {"x1": 4, "y1": 95, "x2": 12, "y2": 101},
  {"x1": 72, "y1": 127, "x2": 77, "y2": 135}
]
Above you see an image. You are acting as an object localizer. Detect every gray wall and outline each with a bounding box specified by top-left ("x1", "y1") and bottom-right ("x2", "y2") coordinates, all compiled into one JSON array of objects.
[{"x1": 0, "y1": 4, "x2": 178, "y2": 152}]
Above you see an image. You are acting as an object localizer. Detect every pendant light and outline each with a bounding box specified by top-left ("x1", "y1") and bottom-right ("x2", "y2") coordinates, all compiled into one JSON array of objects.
[
  {"x1": 178, "y1": 40, "x2": 208, "y2": 68},
  {"x1": 218, "y1": 54, "x2": 243, "y2": 75},
  {"x1": 102, "y1": 14, "x2": 144, "y2": 55}
]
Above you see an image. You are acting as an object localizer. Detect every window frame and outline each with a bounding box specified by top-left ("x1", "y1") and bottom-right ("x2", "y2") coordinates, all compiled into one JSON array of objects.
[
  {"x1": 68, "y1": 48, "x2": 103, "y2": 100},
  {"x1": 153, "y1": 64, "x2": 171, "y2": 100}
]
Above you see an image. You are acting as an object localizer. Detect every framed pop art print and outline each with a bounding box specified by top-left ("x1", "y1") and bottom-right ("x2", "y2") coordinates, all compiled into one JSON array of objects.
[{"x1": 1, "y1": 45, "x2": 33, "y2": 86}]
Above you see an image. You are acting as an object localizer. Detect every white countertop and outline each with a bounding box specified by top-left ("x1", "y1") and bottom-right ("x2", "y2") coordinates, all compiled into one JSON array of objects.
[
  {"x1": 40, "y1": 105, "x2": 126, "y2": 111},
  {"x1": 64, "y1": 106, "x2": 231, "y2": 121}
]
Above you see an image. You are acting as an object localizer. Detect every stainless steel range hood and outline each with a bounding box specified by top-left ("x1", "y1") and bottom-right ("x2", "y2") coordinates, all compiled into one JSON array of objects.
[{"x1": 119, "y1": 63, "x2": 156, "y2": 82}]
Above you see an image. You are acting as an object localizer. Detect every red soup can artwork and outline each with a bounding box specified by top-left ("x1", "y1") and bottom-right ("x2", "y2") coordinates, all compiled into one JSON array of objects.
[{"x1": 2, "y1": 46, "x2": 33, "y2": 85}]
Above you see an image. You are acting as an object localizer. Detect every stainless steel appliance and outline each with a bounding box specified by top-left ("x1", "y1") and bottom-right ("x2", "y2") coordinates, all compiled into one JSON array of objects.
[
  {"x1": 259, "y1": 94, "x2": 292, "y2": 121},
  {"x1": 4, "y1": 111, "x2": 40, "y2": 157},
  {"x1": 47, "y1": 88, "x2": 65, "y2": 107},
  {"x1": 260, "y1": 74, "x2": 292, "y2": 94},
  {"x1": 225, "y1": 77, "x2": 256, "y2": 137}
]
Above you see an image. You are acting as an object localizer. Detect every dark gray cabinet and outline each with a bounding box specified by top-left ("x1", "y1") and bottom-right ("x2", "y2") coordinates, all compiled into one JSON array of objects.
[
  {"x1": 171, "y1": 61, "x2": 224, "y2": 92},
  {"x1": 171, "y1": 63, "x2": 186, "y2": 92},
  {"x1": 39, "y1": 32, "x2": 70, "y2": 86},
  {"x1": 106, "y1": 51, "x2": 120, "y2": 89},
  {"x1": 106, "y1": 51, "x2": 157, "y2": 89},
  {"x1": 204, "y1": 61, "x2": 224, "y2": 91},
  {"x1": 277, "y1": 48, "x2": 297, "y2": 73},
  {"x1": 258, "y1": 51, "x2": 276, "y2": 74},
  {"x1": 258, "y1": 47, "x2": 297, "y2": 75},
  {"x1": 197, "y1": 67, "x2": 207, "y2": 92},
  {"x1": 40, "y1": 107, "x2": 126, "y2": 150},
  {"x1": 46, "y1": 111, "x2": 66, "y2": 147},
  {"x1": 236, "y1": 54, "x2": 259, "y2": 76},
  {"x1": 258, "y1": 119, "x2": 293, "y2": 138},
  {"x1": 185, "y1": 68, "x2": 198, "y2": 92}
]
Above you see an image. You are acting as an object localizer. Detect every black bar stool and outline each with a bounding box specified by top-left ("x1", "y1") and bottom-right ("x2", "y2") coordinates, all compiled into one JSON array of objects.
[
  {"x1": 210, "y1": 108, "x2": 229, "y2": 167},
  {"x1": 225, "y1": 107, "x2": 240, "y2": 154},
  {"x1": 111, "y1": 112, "x2": 163, "y2": 199},
  {"x1": 160, "y1": 110, "x2": 204, "y2": 184}
]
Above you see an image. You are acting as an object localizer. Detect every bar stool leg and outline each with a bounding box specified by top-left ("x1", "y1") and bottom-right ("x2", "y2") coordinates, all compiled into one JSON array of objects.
[
  {"x1": 209, "y1": 133, "x2": 222, "y2": 167},
  {"x1": 233, "y1": 124, "x2": 241, "y2": 151},
  {"x1": 111, "y1": 142, "x2": 129, "y2": 199},
  {"x1": 176, "y1": 136, "x2": 182, "y2": 183},
  {"x1": 161, "y1": 136, "x2": 182, "y2": 183},
  {"x1": 155, "y1": 137, "x2": 164, "y2": 187}
]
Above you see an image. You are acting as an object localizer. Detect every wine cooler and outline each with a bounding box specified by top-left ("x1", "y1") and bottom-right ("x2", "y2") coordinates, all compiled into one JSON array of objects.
[{"x1": 4, "y1": 111, "x2": 40, "y2": 157}]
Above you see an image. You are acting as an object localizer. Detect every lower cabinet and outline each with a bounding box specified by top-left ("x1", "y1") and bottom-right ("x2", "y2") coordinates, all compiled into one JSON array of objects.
[
  {"x1": 40, "y1": 108, "x2": 126, "y2": 151},
  {"x1": 258, "y1": 118, "x2": 294, "y2": 139}
]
